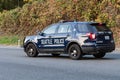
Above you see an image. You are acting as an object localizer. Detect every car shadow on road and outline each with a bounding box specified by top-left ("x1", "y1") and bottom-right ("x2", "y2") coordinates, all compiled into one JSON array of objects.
[
  {"x1": 81, "y1": 57, "x2": 117, "y2": 60},
  {"x1": 33, "y1": 53, "x2": 120, "y2": 60},
  {"x1": 37, "y1": 54, "x2": 69, "y2": 59}
]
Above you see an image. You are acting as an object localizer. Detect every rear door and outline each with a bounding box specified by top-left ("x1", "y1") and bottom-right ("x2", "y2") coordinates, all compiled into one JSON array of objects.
[
  {"x1": 53, "y1": 23, "x2": 73, "y2": 50},
  {"x1": 38, "y1": 24, "x2": 58, "y2": 52}
]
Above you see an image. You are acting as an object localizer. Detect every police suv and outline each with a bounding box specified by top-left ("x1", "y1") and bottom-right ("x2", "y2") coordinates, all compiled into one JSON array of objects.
[{"x1": 23, "y1": 20, "x2": 115, "y2": 60}]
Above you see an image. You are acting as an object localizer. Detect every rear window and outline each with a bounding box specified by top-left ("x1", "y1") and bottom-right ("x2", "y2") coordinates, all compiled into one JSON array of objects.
[
  {"x1": 76, "y1": 23, "x2": 110, "y2": 33},
  {"x1": 90, "y1": 23, "x2": 110, "y2": 31}
]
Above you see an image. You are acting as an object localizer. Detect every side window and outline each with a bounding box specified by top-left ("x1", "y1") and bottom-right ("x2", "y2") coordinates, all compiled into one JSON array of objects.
[
  {"x1": 57, "y1": 24, "x2": 72, "y2": 33},
  {"x1": 43, "y1": 24, "x2": 58, "y2": 34},
  {"x1": 68, "y1": 26, "x2": 72, "y2": 32},
  {"x1": 77, "y1": 24, "x2": 89, "y2": 32}
]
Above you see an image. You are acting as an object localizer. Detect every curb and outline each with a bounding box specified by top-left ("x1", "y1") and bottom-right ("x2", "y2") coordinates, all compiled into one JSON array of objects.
[{"x1": 0, "y1": 45, "x2": 23, "y2": 49}]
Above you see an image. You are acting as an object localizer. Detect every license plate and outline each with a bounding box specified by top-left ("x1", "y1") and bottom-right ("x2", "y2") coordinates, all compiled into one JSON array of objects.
[{"x1": 105, "y1": 36, "x2": 110, "y2": 40}]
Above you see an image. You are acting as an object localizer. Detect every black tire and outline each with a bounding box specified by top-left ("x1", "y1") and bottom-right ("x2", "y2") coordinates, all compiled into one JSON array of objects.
[
  {"x1": 52, "y1": 54, "x2": 60, "y2": 57},
  {"x1": 25, "y1": 43, "x2": 38, "y2": 57},
  {"x1": 68, "y1": 44, "x2": 82, "y2": 60},
  {"x1": 93, "y1": 52, "x2": 106, "y2": 58}
]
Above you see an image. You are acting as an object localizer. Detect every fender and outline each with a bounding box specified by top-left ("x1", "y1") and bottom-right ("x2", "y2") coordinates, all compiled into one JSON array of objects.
[
  {"x1": 65, "y1": 41, "x2": 82, "y2": 53},
  {"x1": 23, "y1": 41, "x2": 40, "y2": 53}
]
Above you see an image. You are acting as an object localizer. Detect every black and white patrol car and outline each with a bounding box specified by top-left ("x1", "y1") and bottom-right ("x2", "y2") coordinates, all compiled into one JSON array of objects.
[{"x1": 23, "y1": 20, "x2": 115, "y2": 60}]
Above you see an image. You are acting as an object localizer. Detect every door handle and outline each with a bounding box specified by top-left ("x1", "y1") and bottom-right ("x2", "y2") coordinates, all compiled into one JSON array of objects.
[
  {"x1": 67, "y1": 34, "x2": 70, "y2": 37},
  {"x1": 49, "y1": 35, "x2": 52, "y2": 38}
]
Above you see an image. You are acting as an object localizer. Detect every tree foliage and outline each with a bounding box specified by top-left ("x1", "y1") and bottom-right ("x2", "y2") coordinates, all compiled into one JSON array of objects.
[
  {"x1": 0, "y1": 0, "x2": 120, "y2": 36},
  {"x1": 0, "y1": 0, "x2": 25, "y2": 11}
]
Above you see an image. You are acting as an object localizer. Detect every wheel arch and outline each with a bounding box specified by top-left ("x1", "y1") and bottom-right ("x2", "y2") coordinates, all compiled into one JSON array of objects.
[
  {"x1": 66, "y1": 42, "x2": 82, "y2": 53},
  {"x1": 24, "y1": 42, "x2": 39, "y2": 52}
]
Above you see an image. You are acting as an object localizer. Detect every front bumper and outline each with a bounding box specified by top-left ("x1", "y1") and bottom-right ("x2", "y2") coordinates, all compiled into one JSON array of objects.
[{"x1": 81, "y1": 43, "x2": 115, "y2": 54}]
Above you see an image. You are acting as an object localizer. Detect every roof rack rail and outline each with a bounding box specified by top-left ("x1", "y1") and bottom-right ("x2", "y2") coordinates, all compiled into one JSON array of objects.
[{"x1": 59, "y1": 20, "x2": 76, "y2": 23}]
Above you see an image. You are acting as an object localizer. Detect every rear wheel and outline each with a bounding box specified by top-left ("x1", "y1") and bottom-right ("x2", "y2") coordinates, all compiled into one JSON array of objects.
[
  {"x1": 68, "y1": 44, "x2": 82, "y2": 60},
  {"x1": 25, "y1": 43, "x2": 38, "y2": 57},
  {"x1": 93, "y1": 52, "x2": 106, "y2": 58}
]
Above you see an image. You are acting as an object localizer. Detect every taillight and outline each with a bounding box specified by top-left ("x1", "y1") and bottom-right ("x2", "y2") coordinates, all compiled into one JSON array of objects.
[{"x1": 87, "y1": 33, "x2": 96, "y2": 40}]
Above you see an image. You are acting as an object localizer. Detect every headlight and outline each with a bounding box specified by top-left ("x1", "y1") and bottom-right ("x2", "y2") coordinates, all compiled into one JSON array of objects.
[{"x1": 34, "y1": 36, "x2": 38, "y2": 43}]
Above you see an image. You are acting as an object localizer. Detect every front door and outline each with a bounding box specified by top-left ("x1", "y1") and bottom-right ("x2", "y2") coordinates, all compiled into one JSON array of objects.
[
  {"x1": 38, "y1": 24, "x2": 58, "y2": 52},
  {"x1": 38, "y1": 23, "x2": 72, "y2": 52}
]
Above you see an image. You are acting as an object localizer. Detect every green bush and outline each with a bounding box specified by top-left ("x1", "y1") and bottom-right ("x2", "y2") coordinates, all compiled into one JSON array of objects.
[
  {"x1": 0, "y1": 0, "x2": 119, "y2": 36},
  {"x1": 0, "y1": 36, "x2": 19, "y2": 45}
]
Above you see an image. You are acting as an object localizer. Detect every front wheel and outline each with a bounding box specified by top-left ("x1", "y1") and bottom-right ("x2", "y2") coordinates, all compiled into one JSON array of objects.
[
  {"x1": 68, "y1": 44, "x2": 82, "y2": 60},
  {"x1": 93, "y1": 52, "x2": 106, "y2": 58},
  {"x1": 25, "y1": 43, "x2": 38, "y2": 57}
]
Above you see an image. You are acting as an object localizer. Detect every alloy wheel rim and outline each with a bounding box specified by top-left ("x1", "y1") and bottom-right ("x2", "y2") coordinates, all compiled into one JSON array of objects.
[
  {"x1": 28, "y1": 47, "x2": 34, "y2": 55},
  {"x1": 70, "y1": 48, "x2": 78, "y2": 57}
]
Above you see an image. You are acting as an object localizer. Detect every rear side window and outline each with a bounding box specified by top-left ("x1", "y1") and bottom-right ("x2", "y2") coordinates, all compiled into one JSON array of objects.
[{"x1": 76, "y1": 24, "x2": 90, "y2": 32}]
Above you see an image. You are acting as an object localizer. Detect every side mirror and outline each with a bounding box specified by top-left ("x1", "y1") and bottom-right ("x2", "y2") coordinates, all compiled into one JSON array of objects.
[{"x1": 38, "y1": 32, "x2": 45, "y2": 36}]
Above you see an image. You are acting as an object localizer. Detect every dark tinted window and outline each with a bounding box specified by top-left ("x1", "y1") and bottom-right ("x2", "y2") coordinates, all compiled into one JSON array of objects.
[
  {"x1": 90, "y1": 24, "x2": 110, "y2": 31},
  {"x1": 76, "y1": 23, "x2": 110, "y2": 33},
  {"x1": 88, "y1": 23, "x2": 110, "y2": 32}
]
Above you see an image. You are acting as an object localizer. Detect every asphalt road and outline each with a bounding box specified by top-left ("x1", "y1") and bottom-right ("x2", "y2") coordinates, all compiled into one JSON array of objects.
[{"x1": 0, "y1": 47, "x2": 120, "y2": 80}]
